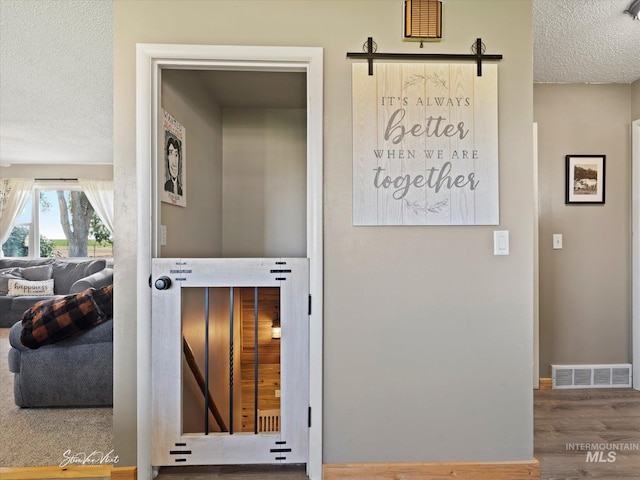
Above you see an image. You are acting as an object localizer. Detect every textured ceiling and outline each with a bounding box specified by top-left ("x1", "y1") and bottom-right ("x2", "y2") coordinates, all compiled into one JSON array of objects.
[
  {"x1": 0, "y1": 0, "x2": 638, "y2": 166},
  {"x1": 0, "y1": 0, "x2": 112, "y2": 165},
  {"x1": 534, "y1": 0, "x2": 640, "y2": 83}
]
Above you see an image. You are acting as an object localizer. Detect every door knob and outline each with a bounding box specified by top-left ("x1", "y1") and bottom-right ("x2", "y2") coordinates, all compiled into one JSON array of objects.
[{"x1": 154, "y1": 276, "x2": 172, "y2": 290}]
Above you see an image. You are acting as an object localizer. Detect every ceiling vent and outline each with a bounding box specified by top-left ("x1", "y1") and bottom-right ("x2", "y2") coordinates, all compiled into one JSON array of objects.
[
  {"x1": 551, "y1": 364, "x2": 632, "y2": 389},
  {"x1": 404, "y1": 0, "x2": 442, "y2": 42}
]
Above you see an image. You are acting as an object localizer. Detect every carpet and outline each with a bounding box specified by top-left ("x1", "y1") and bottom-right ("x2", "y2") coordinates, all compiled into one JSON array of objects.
[{"x1": 0, "y1": 328, "x2": 113, "y2": 467}]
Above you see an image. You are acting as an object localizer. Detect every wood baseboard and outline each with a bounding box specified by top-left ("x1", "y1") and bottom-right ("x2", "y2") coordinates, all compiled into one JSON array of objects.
[
  {"x1": 539, "y1": 377, "x2": 552, "y2": 390},
  {"x1": 0, "y1": 465, "x2": 136, "y2": 480},
  {"x1": 111, "y1": 466, "x2": 137, "y2": 480},
  {"x1": 323, "y1": 459, "x2": 539, "y2": 480}
]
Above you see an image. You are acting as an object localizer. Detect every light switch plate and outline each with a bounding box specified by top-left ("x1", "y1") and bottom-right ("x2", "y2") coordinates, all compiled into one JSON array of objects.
[
  {"x1": 553, "y1": 234, "x2": 562, "y2": 249},
  {"x1": 494, "y1": 230, "x2": 509, "y2": 255},
  {"x1": 160, "y1": 225, "x2": 167, "y2": 246}
]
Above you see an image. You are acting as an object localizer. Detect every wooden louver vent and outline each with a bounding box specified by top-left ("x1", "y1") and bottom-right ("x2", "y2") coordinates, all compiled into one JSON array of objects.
[{"x1": 404, "y1": 0, "x2": 442, "y2": 41}]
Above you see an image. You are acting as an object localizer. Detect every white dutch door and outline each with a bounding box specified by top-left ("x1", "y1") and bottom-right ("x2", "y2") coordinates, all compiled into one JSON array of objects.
[{"x1": 151, "y1": 258, "x2": 309, "y2": 466}]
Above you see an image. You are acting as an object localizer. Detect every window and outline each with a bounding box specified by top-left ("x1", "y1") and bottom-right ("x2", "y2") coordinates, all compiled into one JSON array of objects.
[{"x1": 1, "y1": 182, "x2": 113, "y2": 259}]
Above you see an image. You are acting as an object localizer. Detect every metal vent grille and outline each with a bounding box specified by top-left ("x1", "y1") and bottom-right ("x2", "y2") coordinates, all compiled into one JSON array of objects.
[
  {"x1": 404, "y1": 0, "x2": 442, "y2": 40},
  {"x1": 574, "y1": 369, "x2": 592, "y2": 386},
  {"x1": 551, "y1": 364, "x2": 632, "y2": 389},
  {"x1": 555, "y1": 368, "x2": 573, "y2": 387},
  {"x1": 613, "y1": 368, "x2": 631, "y2": 385},
  {"x1": 593, "y1": 368, "x2": 611, "y2": 385}
]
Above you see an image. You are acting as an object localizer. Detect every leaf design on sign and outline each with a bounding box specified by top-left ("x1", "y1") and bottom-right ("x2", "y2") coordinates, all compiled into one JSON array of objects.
[
  {"x1": 403, "y1": 73, "x2": 448, "y2": 89},
  {"x1": 428, "y1": 73, "x2": 448, "y2": 89},
  {"x1": 404, "y1": 74, "x2": 426, "y2": 88},
  {"x1": 404, "y1": 198, "x2": 449, "y2": 214}
]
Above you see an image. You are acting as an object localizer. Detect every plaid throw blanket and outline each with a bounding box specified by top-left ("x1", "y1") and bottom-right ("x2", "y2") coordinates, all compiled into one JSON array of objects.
[{"x1": 20, "y1": 284, "x2": 113, "y2": 349}]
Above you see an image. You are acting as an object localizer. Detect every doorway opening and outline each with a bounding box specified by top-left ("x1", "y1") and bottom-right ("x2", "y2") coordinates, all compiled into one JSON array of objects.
[
  {"x1": 136, "y1": 44, "x2": 323, "y2": 480},
  {"x1": 181, "y1": 285, "x2": 282, "y2": 436},
  {"x1": 160, "y1": 68, "x2": 308, "y2": 259}
]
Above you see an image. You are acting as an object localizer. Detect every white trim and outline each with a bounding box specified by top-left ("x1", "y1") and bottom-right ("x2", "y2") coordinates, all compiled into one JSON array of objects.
[
  {"x1": 633, "y1": 119, "x2": 640, "y2": 391},
  {"x1": 533, "y1": 123, "x2": 539, "y2": 389},
  {"x1": 136, "y1": 44, "x2": 323, "y2": 480},
  {"x1": 33, "y1": 180, "x2": 81, "y2": 190},
  {"x1": 135, "y1": 44, "x2": 154, "y2": 480}
]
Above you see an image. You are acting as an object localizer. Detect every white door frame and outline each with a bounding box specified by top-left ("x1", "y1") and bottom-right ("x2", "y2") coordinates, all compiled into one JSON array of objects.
[
  {"x1": 633, "y1": 119, "x2": 639, "y2": 391},
  {"x1": 136, "y1": 44, "x2": 324, "y2": 479},
  {"x1": 533, "y1": 123, "x2": 539, "y2": 389}
]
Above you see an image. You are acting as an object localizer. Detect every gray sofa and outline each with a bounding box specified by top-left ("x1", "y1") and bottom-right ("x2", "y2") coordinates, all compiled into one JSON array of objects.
[
  {"x1": 0, "y1": 258, "x2": 108, "y2": 328},
  {"x1": 2, "y1": 258, "x2": 113, "y2": 407}
]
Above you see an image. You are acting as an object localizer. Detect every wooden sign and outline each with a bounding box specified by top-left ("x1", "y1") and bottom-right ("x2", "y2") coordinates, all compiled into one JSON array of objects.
[{"x1": 352, "y1": 63, "x2": 499, "y2": 225}]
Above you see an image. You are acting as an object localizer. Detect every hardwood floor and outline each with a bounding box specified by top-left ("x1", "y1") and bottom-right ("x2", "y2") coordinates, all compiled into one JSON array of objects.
[
  {"x1": 535, "y1": 388, "x2": 640, "y2": 480},
  {"x1": 155, "y1": 464, "x2": 309, "y2": 479}
]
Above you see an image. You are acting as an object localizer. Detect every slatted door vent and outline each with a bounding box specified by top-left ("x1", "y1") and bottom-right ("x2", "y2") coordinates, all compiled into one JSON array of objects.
[{"x1": 551, "y1": 364, "x2": 632, "y2": 389}]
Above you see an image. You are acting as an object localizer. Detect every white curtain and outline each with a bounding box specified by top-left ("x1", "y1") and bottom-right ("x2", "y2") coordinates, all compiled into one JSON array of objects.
[
  {"x1": 79, "y1": 179, "x2": 114, "y2": 234},
  {"x1": 0, "y1": 178, "x2": 34, "y2": 258}
]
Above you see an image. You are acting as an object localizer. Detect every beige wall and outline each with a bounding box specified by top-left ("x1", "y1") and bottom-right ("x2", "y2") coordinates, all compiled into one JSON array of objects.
[
  {"x1": 114, "y1": 0, "x2": 534, "y2": 468},
  {"x1": 222, "y1": 108, "x2": 306, "y2": 258},
  {"x1": 535, "y1": 84, "x2": 632, "y2": 375},
  {"x1": 160, "y1": 69, "x2": 223, "y2": 258},
  {"x1": 633, "y1": 79, "x2": 640, "y2": 120}
]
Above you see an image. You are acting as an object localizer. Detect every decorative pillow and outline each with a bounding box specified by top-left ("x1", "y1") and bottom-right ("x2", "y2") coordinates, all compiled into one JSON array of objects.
[
  {"x1": 7, "y1": 279, "x2": 55, "y2": 297},
  {"x1": 20, "y1": 284, "x2": 113, "y2": 349},
  {"x1": 21, "y1": 264, "x2": 54, "y2": 282},
  {"x1": 0, "y1": 268, "x2": 23, "y2": 296},
  {"x1": 0, "y1": 265, "x2": 54, "y2": 295}
]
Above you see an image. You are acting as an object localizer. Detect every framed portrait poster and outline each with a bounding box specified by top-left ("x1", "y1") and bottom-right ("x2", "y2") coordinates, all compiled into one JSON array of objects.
[
  {"x1": 161, "y1": 109, "x2": 186, "y2": 207},
  {"x1": 565, "y1": 155, "x2": 605, "y2": 205}
]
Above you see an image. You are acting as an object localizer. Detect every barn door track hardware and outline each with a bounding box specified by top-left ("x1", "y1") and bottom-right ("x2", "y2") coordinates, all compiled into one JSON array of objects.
[{"x1": 347, "y1": 37, "x2": 503, "y2": 76}]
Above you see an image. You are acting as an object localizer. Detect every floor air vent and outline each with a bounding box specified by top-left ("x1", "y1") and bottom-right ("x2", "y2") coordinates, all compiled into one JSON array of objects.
[{"x1": 551, "y1": 364, "x2": 632, "y2": 389}]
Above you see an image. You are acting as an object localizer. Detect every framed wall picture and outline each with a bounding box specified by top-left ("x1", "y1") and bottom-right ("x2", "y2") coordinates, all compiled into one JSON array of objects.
[
  {"x1": 565, "y1": 155, "x2": 605, "y2": 205},
  {"x1": 161, "y1": 109, "x2": 186, "y2": 207}
]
